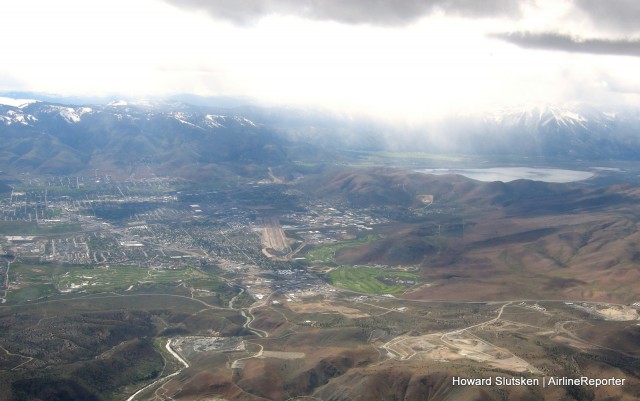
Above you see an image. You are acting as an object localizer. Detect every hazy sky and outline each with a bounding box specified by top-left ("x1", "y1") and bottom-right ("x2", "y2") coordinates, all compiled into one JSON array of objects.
[{"x1": 1, "y1": 0, "x2": 639, "y2": 121}]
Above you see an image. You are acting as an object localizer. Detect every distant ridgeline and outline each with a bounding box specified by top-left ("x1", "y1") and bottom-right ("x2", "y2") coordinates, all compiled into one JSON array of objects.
[{"x1": 1, "y1": 97, "x2": 640, "y2": 179}]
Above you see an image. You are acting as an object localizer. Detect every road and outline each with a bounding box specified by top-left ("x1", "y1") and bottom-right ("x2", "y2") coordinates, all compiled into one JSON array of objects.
[
  {"x1": 241, "y1": 308, "x2": 268, "y2": 338},
  {"x1": 0, "y1": 344, "x2": 33, "y2": 370},
  {"x1": 442, "y1": 301, "x2": 512, "y2": 338},
  {"x1": 125, "y1": 338, "x2": 189, "y2": 401},
  {"x1": 228, "y1": 285, "x2": 269, "y2": 338},
  {"x1": 228, "y1": 287, "x2": 244, "y2": 309},
  {"x1": 0, "y1": 292, "x2": 229, "y2": 310},
  {"x1": 164, "y1": 339, "x2": 189, "y2": 369}
]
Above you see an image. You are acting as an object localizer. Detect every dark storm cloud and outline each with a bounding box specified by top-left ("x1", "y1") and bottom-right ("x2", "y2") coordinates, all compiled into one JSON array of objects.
[
  {"x1": 163, "y1": 0, "x2": 522, "y2": 25},
  {"x1": 492, "y1": 32, "x2": 640, "y2": 57},
  {"x1": 573, "y1": 0, "x2": 640, "y2": 33}
]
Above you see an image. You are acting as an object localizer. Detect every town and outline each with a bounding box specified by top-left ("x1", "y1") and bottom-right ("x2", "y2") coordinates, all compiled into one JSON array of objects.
[{"x1": 0, "y1": 173, "x2": 401, "y2": 305}]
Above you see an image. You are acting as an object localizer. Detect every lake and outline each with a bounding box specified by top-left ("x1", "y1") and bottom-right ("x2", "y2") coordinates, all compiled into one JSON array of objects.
[{"x1": 415, "y1": 167, "x2": 594, "y2": 183}]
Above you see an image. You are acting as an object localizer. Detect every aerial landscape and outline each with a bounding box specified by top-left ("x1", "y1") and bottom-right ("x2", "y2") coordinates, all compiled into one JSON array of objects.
[{"x1": 2, "y1": 1, "x2": 640, "y2": 401}]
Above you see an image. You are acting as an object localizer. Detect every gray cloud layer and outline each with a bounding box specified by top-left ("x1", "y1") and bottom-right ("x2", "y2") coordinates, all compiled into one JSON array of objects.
[
  {"x1": 163, "y1": 0, "x2": 640, "y2": 36},
  {"x1": 164, "y1": 0, "x2": 521, "y2": 25},
  {"x1": 492, "y1": 32, "x2": 640, "y2": 57},
  {"x1": 574, "y1": 0, "x2": 640, "y2": 33}
]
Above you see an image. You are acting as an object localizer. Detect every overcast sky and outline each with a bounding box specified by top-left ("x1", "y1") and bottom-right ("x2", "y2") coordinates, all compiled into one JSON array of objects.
[{"x1": 1, "y1": 0, "x2": 639, "y2": 121}]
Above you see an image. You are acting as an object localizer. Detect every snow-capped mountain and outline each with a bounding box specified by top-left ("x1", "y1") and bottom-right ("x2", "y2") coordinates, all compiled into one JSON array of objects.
[
  {"x1": 487, "y1": 104, "x2": 591, "y2": 128},
  {"x1": 423, "y1": 103, "x2": 640, "y2": 159},
  {"x1": 0, "y1": 108, "x2": 38, "y2": 126},
  {"x1": 1, "y1": 95, "x2": 640, "y2": 178},
  {"x1": 0, "y1": 96, "x2": 40, "y2": 108},
  {"x1": 0, "y1": 97, "x2": 262, "y2": 129},
  {"x1": 0, "y1": 97, "x2": 289, "y2": 178},
  {"x1": 483, "y1": 104, "x2": 622, "y2": 132}
]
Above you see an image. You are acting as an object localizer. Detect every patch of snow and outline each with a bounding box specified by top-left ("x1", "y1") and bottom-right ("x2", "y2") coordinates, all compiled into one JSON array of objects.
[
  {"x1": 0, "y1": 97, "x2": 40, "y2": 108},
  {"x1": 172, "y1": 112, "x2": 204, "y2": 130},
  {"x1": 57, "y1": 107, "x2": 93, "y2": 123},
  {"x1": 205, "y1": 114, "x2": 225, "y2": 128},
  {"x1": 0, "y1": 110, "x2": 38, "y2": 126},
  {"x1": 108, "y1": 100, "x2": 128, "y2": 106},
  {"x1": 59, "y1": 108, "x2": 81, "y2": 123},
  {"x1": 547, "y1": 108, "x2": 587, "y2": 128},
  {"x1": 232, "y1": 116, "x2": 257, "y2": 127},
  {"x1": 487, "y1": 104, "x2": 590, "y2": 130}
]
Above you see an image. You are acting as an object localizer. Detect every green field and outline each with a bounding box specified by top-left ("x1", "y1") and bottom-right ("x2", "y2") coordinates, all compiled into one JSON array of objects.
[
  {"x1": 329, "y1": 267, "x2": 418, "y2": 294},
  {"x1": 55, "y1": 266, "x2": 209, "y2": 293},
  {"x1": 8, "y1": 262, "x2": 233, "y2": 304},
  {"x1": 0, "y1": 221, "x2": 82, "y2": 235},
  {"x1": 9, "y1": 263, "x2": 76, "y2": 302},
  {"x1": 305, "y1": 235, "x2": 381, "y2": 264}
]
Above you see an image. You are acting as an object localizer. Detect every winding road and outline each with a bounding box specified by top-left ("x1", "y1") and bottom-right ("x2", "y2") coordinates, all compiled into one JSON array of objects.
[{"x1": 125, "y1": 339, "x2": 189, "y2": 401}]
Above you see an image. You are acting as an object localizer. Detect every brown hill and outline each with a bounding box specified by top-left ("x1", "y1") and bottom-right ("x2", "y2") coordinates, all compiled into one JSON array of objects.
[
  {"x1": 337, "y1": 225, "x2": 440, "y2": 265},
  {"x1": 305, "y1": 168, "x2": 640, "y2": 303},
  {"x1": 304, "y1": 168, "x2": 480, "y2": 207}
]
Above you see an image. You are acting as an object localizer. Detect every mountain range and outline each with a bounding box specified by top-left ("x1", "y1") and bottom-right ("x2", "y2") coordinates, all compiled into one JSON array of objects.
[
  {"x1": 2, "y1": 94, "x2": 640, "y2": 401},
  {"x1": 460, "y1": 104, "x2": 640, "y2": 159},
  {"x1": 0, "y1": 97, "x2": 295, "y2": 179},
  {"x1": 1, "y1": 96, "x2": 640, "y2": 179}
]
